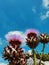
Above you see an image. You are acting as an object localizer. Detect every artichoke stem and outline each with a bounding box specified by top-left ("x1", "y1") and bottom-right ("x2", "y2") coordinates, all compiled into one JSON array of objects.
[
  {"x1": 34, "y1": 53, "x2": 36, "y2": 65},
  {"x1": 39, "y1": 44, "x2": 45, "y2": 65},
  {"x1": 33, "y1": 49, "x2": 36, "y2": 65}
]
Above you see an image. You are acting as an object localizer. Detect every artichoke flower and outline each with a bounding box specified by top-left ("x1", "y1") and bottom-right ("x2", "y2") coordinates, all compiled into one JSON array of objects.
[
  {"x1": 25, "y1": 29, "x2": 39, "y2": 65},
  {"x1": 3, "y1": 31, "x2": 26, "y2": 65},
  {"x1": 3, "y1": 45, "x2": 26, "y2": 65},
  {"x1": 26, "y1": 36, "x2": 39, "y2": 48},
  {"x1": 26, "y1": 29, "x2": 39, "y2": 48}
]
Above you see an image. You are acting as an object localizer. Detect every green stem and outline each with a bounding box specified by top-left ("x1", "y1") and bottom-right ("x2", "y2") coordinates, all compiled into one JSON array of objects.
[
  {"x1": 42, "y1": 44, "x2": 45, "y2": 54},
  {"x1": 32, "y1": 49, "x2": 36, "y2": 65},
  {"x1": 39, "y1": 44, "x2": 45, "y2": 65}
]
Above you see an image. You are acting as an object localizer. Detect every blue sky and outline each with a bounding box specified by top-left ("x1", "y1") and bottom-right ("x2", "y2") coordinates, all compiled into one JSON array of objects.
[{"x1": 0, "y1": 0, "x2": 49, "y2": 65}]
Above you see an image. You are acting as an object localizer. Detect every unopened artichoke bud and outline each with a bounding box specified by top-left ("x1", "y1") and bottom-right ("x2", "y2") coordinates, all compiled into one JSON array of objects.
[
  {"x1": 44, "y1": 35, "x2": 47, "y2": 38},
  {"x1": 41, "y1": 33, "x2": 45, "y2": 37},
  {"x1": 40, "y1": 35, "x2": 43, "y2": 40},
  {"x1": 39, "y1": 33, "x2": 49, "y2": 44},
  {"x1": 47, "y1": 36, "x2": 49, "y2": 42}
]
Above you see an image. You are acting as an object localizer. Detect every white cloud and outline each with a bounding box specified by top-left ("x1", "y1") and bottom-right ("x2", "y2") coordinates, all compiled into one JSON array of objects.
[
  {"x1": 43, "y1": 0, "x2": 49, "y2": 9},
  {"x1": 40, "y1": 11, "x2": 49, "y2": 20},
  {"x1": 5, "y1": 31, "x2": 26, "y2": 43},
  {"x1": 32, "y1": 8, "x2": 36, "y2": 13},
  {"x1": 0, "y1": 63, "x2": 7, "y2": 65},
  {"x1": 40, "y1": 0, "x2": 49, "y2": 20}
]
